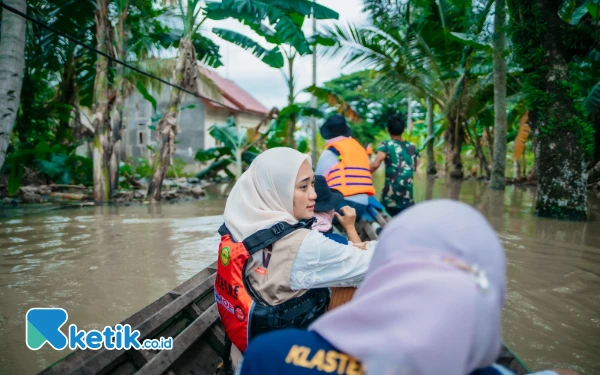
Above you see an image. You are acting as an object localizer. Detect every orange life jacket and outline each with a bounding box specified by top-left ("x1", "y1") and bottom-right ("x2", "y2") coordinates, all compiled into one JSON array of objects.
[
  {"x1": 215, "y1": 221, "x2": 330, "y2": 352},
  {"x1": 326, "y1": 138, "x2": 376, "y2": 196}
]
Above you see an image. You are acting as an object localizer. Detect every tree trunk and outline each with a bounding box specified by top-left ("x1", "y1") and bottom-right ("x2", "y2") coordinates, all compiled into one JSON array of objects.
[
  {"x1": 109, "y1": 4, "x2": 129, "y2": 195},
  {"x1": 465, "y1": 120, "x2": 491, "y2": 178},
  {"x1": 92, "y1": 0, "x2": 110, "y2": 204},
  {"x1": 56, "y1": 45, "x2": 77, "y2": 144},
  {"x1": 445, "y1": 114, "x2": 464, "y2": 179},
  {"x1": 490, "y1": 0, "x2": 507, "y2": 190},
  {"x1": 527, "y1": 132, "x2": 538, "y2": 182},
  {"x1": 0, "y1": 0, "x2": 27, "y2": 171},
  {"x1": 282, "y1": 53, "x2": 297, "y2": 148},
  {"x1": 407, "y1": 94, "x2": 413, "y2": 133},
  {"x1": 426, "y1": 96, "x2": 437, "y2": 175},
  {"x1": 310, "y1": 8, "x2": 318, "y2": 163},
  {"x1": 147, "y1": 36, "x2": 197, "y2": 202},
  {"x1": 286, "y1": 55, "x2": 296, "y2": 148},
  {"x1": 508, "y1": 0, "x2": 589, "y2": 220}
]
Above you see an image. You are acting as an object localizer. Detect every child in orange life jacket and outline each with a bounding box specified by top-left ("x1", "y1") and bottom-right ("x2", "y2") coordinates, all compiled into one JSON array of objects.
[
  {"x1": 315, "y1": 115, "x2": 375, "y2": 221},
  {"x1": 313, "y1": 175, "x2": 363, "y2": 245}
]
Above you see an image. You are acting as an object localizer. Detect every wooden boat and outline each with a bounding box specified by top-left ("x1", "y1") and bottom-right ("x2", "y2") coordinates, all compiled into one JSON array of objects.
[{"x1": 41, "y1": 219, "x2": 531, "y2": 375}]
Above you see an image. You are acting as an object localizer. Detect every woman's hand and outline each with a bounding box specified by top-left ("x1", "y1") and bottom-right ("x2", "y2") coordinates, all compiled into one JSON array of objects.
[
  {"x1": 334, "y1": 206, "x2": 357, "y2": 229},
  {"x1": 350, "y1": 241, "x2": 368, "y2": 250}
]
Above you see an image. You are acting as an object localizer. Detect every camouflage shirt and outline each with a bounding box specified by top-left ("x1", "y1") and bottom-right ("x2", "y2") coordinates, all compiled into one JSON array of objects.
[{"x1": 377, "y1": 139, "x2": 419, "y2": 210}]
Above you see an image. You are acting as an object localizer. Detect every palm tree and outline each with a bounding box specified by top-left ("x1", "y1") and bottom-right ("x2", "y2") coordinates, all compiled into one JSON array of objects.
[
  {"x1": 507, "y1": 0, "x2": 598, "y2": 220},
  {"x1": 323, "y1": 0, "x2": 495, "y2": 178},
  {"x1": 489, "y1": 0, "x2": 508, "y2": 190},
  {"x1": 0, "y1": 0, "x2": 27, "y2": 172}
]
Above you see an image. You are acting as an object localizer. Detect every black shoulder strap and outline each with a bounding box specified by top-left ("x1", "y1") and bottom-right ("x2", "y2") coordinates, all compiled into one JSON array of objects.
[
  {"x1": 243, "y1": 218, "x2": 315, "y2": 255},
  {"x1": 328, "y1": 146, "x2": 341, "y2": 157},
  {"x1": 218, "y1": 223, "x2": 229, "y2": 236}
]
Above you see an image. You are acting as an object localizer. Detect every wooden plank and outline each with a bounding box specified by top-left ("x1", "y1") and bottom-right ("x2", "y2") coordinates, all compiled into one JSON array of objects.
[
  {"x1": 170, "y1": 330, "x2": 223, "y2": 375},
  {"x1": 204, "y1": 323, "x2": 226, "y2": 356},
  {"x1": 137, "y1": 304, "x2": 220, "y2": 375},
  {"x1": 328, "y1": 287, "x2": 356, "y2": 311},
  {"x1": 63, "y1": 274, "x2": 216, "y2": 375},
  {"x1": 185, "y1": 303, "x2": 203, "y2": 319}
]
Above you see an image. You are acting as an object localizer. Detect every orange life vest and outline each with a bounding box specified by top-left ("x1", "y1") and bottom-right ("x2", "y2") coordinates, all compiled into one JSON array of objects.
[
  {"x1": 326, "y1": 138, "x2": 376, "y2": 196},
  {"x1": 215, "y1": 221, "x2": 330, "y2": 352}
]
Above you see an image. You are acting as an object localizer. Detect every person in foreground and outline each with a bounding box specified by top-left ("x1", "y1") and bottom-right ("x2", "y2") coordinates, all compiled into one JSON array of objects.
[
  {"x1": 236, "y1": 200, "x2": 579, "y2": 375},
  {"x1": 216, "y1": 147, "x2": 374, "y2": 372}
]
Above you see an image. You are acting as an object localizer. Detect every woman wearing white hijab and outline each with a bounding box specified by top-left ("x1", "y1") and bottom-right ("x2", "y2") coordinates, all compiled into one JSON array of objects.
[
  {"x1": 236, "y1": 200, "x2": 578, "y2": 375},
  {"x1": 220, "y1": 147, "x2": 374, "y2": 370}
]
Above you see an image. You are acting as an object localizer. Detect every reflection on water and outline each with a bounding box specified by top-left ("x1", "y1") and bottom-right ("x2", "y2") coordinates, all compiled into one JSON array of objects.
[{"x1": 1, "y1": 178, "x2": 599, "y2": 374}]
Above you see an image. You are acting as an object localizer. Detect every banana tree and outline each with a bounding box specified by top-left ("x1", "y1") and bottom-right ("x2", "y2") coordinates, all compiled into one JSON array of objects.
[
  {"x1": 146, "y1": 0, "x2": 224, "y2": 201},
  {"x1": 195, "y1": 117, "x2": 263, "y2": 179},
  {"x1": 91, "y1": 0, "x2": 111, "y2": 203},
  {"x1": 108, "y1": 0, "x2": 130, "y2": 197},
  {"x1": 206, "y1": 0, "x2": 339, "y2": 147},
  {"x1": 107, "y1": 0, "x2": 173, "y2": 196}
]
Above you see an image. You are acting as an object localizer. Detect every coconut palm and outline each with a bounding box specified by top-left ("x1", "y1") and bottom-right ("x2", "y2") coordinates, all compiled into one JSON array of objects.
[{"x1": 322, "y1": 0, "x2": 500, "y2": 178}]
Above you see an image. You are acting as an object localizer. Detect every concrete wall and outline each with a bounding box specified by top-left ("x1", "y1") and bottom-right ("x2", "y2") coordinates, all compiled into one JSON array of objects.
[
  {"x1": 204, "y1": 107, "x2": 235, "y2": 149},
  {"x1": 122, "y1": 88, "x2": 207, "y2": 164},
  {"x1": 120, "y1": 86, "x2": 268, "y2": 176}
]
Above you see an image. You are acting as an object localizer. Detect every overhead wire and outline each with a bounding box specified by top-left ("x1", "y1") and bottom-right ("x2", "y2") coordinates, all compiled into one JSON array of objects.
[{"x1": 0, "y1": 2, "x2": 264, "y2": 116}]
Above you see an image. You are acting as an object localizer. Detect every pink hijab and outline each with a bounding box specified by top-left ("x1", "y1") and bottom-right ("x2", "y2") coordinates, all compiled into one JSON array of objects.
[{"x1": 310, "y1": 199, "x2": 506, "y2": 375}]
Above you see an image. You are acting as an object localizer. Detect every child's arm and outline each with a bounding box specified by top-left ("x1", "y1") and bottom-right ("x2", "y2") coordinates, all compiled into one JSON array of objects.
[
  {"x1": 334, "y1": 206, "x2": 362, "y2": 244},
  {"x1": 370, "y1": 151, "x2": 387, "y2": 172}
]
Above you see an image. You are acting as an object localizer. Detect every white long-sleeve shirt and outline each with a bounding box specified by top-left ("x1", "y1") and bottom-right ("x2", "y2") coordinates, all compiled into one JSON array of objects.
[
  {"x1": 290, "y1": 231, "x2": 375, "y2": 290},
  {"x1": 244, "y1": 230, "x2": 374, "y2": 290}
]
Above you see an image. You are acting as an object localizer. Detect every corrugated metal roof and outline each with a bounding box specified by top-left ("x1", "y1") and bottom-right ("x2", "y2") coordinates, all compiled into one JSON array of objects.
[{"x1": 202, "y1": 68, "x2": 270, "y2": 116}]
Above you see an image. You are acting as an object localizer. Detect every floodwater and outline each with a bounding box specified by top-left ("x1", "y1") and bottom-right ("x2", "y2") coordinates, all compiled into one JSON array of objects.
[{"x1": 1, "y1": 179, "x2": 599, "y2": 374}]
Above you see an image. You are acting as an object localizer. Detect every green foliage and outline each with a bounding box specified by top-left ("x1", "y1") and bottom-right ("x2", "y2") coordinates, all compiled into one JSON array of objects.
[
  {"x1": 2, "y1": 142, "x2": 92, "y2": 195},
  {"x1": 314, "y1": 70, "x2": 406, "y2": 146},
  {"x1": 166, "y1": 158, "x2": 189, "y2": 178},
  {"x1": 36, "y1": 154, "x2": 93, "y2": 186},
  {"x1": 585, "y1": 82, "x2": 600, "y2": 115},
  {"x1": 212, "y1": 28, "x2": 284, "y2": 68},
  {"x1": 194, "y1": 117, "x2": 258, "y2": 179},
  {"x1": 206, "y1": 0, "x2": 338, "y2": 57},
  {"x1": 209, "y1": 117, "x2": 248, "y2": 150},
  {"x1": 134, "y1": 158, "x2": 153, "y2": 178},
  {"x1": 507, "y1": 0, "x2": 596, "y2": 160},
  {"x1": 136, "y1": 80, "x2": 157, "y2": 111}
]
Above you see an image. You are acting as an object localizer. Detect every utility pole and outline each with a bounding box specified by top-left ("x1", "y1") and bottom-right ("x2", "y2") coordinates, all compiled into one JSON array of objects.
[{"x1": 310, "y1": 1, "x2": 318, "y2": 163}]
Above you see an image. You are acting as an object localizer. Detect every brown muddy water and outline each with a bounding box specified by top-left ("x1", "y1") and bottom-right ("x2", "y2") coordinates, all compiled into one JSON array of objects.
[{"x1": 1, "y1": 178, "x2": 599, "y2": 374}]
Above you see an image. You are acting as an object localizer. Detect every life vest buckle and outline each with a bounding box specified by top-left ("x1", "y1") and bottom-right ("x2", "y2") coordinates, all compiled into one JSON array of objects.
[{"x1": 271, "y1": 222, "x2": 286, "y2": 235}]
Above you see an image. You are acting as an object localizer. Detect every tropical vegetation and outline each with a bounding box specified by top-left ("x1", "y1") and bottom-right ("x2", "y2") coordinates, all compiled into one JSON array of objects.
[{"x1": 0, "y1": 0, "x2": 598, "y2": 221}]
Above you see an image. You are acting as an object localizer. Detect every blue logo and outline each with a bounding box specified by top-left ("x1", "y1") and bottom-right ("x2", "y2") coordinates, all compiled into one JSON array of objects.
[
  {"x1": 26, "y1": 308, "x2": 69, "y2": 350},
  {"x1": 26, "y1": 308, "x2": 173, "y2": 351}
]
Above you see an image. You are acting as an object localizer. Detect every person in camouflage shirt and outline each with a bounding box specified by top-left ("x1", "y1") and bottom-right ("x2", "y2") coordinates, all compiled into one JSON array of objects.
[{"x1": 370, "y1": 115, "x2": 419, "y2": 216}]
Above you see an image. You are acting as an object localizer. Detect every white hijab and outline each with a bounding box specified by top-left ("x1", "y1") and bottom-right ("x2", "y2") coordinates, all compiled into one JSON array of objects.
[{"x1": 223, "y1": 147, "x2": 311, "y2": 241}]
